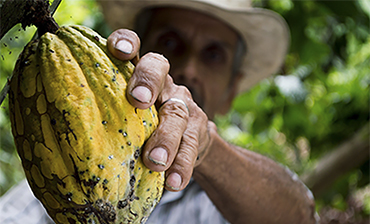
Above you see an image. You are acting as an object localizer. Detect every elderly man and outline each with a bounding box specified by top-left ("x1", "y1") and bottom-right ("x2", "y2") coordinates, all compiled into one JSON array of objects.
[{"x1": 0, "y1": 0, "x2": 318, "y2": 223}]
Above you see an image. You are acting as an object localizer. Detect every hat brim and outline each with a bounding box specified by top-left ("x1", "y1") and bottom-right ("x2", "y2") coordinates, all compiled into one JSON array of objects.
[{"x1": 99, "y1": 0, "x2": 290, "y2": 93}]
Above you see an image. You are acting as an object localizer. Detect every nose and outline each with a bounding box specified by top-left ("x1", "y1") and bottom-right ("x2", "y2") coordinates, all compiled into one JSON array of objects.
[
  {"x1": 171, "y1": 56, "x2": 200, "y2": 87},
  {"x1": 170, "y1": 56, "x2": 205, "y2": 109}
]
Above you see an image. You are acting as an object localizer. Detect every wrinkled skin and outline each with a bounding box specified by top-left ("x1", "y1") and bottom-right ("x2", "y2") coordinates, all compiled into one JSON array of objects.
[{"x1": 107, "y1": 7, "x2": 317, "y2": 224}]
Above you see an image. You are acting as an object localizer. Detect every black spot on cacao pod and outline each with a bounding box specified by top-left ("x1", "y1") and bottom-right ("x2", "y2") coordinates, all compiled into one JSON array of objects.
[
  {"x1": 134, "y1": 148, "x2": 140, "y2": 160},
  {"x1": 98, "y1": 164, "x2": 104, "y2": 169},
  {"x1": 130, "y1": 175, "x2": 136, "y2": 187},
  {"x1": 49, "y1": 49, "x2": 54, "y2": 53},
  {"x1": 66, "y1": 192, "x2": 73, "y2": 201},
  {"x1": 117, "y1": 200, "x2": 128, "y2": 209},
  {"x1": 83, "y1": 176, "x2": 99, "y2": 189},
  {"x1": 130, "y1": 160, "x2": 135, "y2": 170}
]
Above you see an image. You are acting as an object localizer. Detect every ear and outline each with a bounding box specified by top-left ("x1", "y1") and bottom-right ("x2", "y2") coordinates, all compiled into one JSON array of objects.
[{"x1": 218, "y1": 72, "x2": 244, "y2": 115}]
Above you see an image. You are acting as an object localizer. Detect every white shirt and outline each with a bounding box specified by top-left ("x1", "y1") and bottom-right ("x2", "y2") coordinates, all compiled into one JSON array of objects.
[{"x1": 0, "y1": 179, "x2": 229, "y2": 224}]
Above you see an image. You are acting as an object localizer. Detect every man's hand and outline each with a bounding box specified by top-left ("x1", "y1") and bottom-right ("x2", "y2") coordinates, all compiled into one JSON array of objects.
[{"x1": 107, "y1": 29, "x2": 214, "y2": 192}]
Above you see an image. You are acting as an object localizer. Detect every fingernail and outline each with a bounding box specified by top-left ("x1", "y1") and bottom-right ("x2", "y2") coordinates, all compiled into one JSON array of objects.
[
  {"x1": 166, "y1": 173, "x2": 182, "y2": 191},
  {"x1": 115, "y1": 39, "x2": 133, "y2": 54},
  {"x1": 149, "y1": 147, "x2": 167, "y2": 166},
  {"x1": 131, "y1": 86, "x2": 152, "y2": 103}
]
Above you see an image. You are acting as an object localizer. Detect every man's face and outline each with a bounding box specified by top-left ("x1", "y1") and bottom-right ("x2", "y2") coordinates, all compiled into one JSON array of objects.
[{"x1": 140, "y1": 8, "x2": 242, "y2": 119}]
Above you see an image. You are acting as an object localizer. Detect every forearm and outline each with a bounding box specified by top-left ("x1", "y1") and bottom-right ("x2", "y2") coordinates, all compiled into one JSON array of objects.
[{"x1": 193, "y1": 130, "x2": 318, "y2": 224}]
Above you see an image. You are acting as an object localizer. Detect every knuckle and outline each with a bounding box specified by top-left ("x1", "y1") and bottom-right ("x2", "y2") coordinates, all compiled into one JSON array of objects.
[
  {"x1": 142, "y1": 52, "x2": 170, "y2": 68},
  {"x1": 179, "y1": 150, "x2": 195, "y2": 168},
  {"x1": 183, "y1": 131, "x2": 200, "y2": 157},
  {"x1": 159, "y1": 102, "x2": 189, "y2": 121},
  {"x1": 135, "y1": 54, "x2": 170, "y2": 81},
  {"x1": 177, "y1": 85, "x2": 192, "y2": 99}
]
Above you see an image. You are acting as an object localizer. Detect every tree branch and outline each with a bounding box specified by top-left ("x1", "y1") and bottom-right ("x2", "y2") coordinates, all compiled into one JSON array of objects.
[
  {"x1": 301, "y1": 123, "x2": 369, "y2": 197},
  {"x1": 0, "y1": 0, "x2": 58, "y2": 40},
  {"x1": 0, "y1": 0, "x2": 27, "y2": 39}
]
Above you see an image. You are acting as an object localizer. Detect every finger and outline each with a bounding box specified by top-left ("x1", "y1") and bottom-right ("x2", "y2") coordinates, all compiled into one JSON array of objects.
[
  {"x1": 141, "y1": 94, "x2": 190, "y2": 172},
  {"x1": 127, "y1": 53, "x2": 170, "y2": 109},
  {"x1": 107, "y1": 29, "x2": 140, "y2": 61},
  {"x1": 165, "y1": 104, "x2": 210, "y2": 191},
  {"x1": 165, "y1": 127, "x2": 199, "y2": 191}
]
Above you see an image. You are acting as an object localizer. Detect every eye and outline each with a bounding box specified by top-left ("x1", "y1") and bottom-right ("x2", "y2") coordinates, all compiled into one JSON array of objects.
[
  {"x1": 161, "y1": 36, "x2": 177, "y2": 50},
  {"x1": 201, "y1": 44, "x2": 226, "y2": 64},
  {"x1": 156, "y1": 31, "x2": 185, "y2": 57}
]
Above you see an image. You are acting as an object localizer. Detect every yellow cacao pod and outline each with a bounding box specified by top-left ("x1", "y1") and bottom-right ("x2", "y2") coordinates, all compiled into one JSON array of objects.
[{"x1": 8, "y1": 25, "x2": 164, "y2": 224}]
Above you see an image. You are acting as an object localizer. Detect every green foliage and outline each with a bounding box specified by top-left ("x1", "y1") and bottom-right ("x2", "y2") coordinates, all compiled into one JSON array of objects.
[
  {"x1": 219, "y1": 0, "x2": 370, "y2": 217},
  {"x1": 0, "y1": 24, "x2": 36, "y2": 196}
]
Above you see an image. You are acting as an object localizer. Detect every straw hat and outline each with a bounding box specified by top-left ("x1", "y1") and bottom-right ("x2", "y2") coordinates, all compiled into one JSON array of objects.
[{"x1": 98, "y1": 0, "x2": 290, "y2": 93}]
